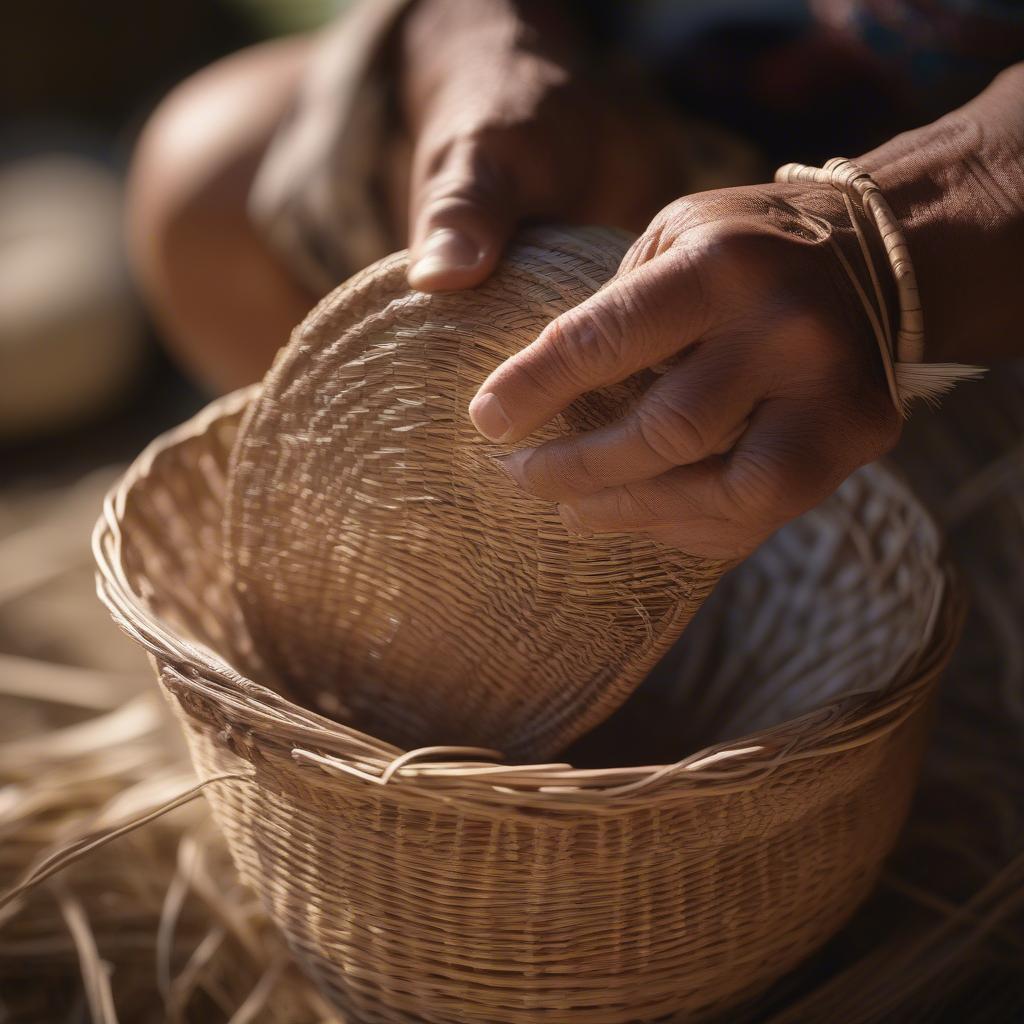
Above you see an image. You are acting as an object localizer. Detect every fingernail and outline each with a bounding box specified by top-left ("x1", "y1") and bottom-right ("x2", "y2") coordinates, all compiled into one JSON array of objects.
[
  {"x1": 469, "y1": 392, "x2": 511, "y2": 442},
  {"x1": 494, "y1": 449, "x2": 533, "y2": 488},
  {"x1": 408, "y1": 228, "x2": 480, "y2": 287},
  {"x1": 558, "y1": 504, "x2": 592, "y2": 538}
]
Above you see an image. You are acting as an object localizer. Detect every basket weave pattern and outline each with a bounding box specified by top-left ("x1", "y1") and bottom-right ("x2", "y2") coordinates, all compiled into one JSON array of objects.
[
  {"x1": 224, "y1": 228, "x2": 727, "y2": 761},
  {"x1": 95, "y1": 390, "x2": 961, "y2": 1023}
]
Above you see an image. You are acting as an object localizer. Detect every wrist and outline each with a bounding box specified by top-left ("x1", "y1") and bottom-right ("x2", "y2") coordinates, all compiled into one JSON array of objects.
[
  {"x1": 856, "y1": 64, "x2": 1024, "y2": 363},
  {"x1": 854, "y1": 123, "x2": 959, "y2": 362}
]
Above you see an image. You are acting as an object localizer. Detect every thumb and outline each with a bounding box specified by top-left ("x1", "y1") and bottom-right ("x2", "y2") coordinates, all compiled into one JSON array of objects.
[{"x1": 407, "y1": 134, "x2": 519, "y2": 292}]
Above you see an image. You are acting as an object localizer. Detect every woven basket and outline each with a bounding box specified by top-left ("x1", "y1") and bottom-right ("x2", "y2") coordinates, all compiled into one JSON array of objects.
[
  {"x1": 95, "y1": 387, "x2": 962, "y2": 1023},
  {"x1": 225, "y1": 226, "x2": 726, "y2": 761}
]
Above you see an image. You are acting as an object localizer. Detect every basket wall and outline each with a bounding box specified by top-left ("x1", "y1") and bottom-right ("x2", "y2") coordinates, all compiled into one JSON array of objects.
[
  {"x1": 95, "y1": 389, "x2": 962, "y2": 1024},
  {"x1": 165, "y1": 685, "x2": 932, "y2": 1024}
]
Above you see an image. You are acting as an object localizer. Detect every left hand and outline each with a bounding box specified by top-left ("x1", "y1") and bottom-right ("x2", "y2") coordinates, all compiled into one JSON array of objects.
[
  {"x1": 469, "y1": 185, "x2": 902, "y2": 560},
  {"x1": 398, "y1": 0, "x2": 704, "y2": 293}
]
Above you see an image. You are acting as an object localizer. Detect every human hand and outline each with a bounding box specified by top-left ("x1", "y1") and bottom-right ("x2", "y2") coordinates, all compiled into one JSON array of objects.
[
  {"x1": 470, "y1": 185, "x2": 902, "y2": 559},
  {"x1": 400, "y1": 0, "x2": 699, "y2": 291}
]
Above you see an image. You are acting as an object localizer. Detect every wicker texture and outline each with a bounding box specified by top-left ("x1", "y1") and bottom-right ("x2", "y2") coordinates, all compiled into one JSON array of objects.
[
  {"x1": 94, "y1": 388, "x2": 961, "y2": 1024},
  {"x1": 225, "y1": 227, "x2": 727, "y2": 760}
]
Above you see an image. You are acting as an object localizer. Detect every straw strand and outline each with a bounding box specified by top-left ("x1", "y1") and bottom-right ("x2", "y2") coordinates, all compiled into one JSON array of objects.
[{"x1": 776, "y1": 158, "x2": 985, "y2": 415}]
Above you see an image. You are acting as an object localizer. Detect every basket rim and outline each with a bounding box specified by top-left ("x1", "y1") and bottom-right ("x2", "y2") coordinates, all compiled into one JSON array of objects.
[{"x1": 93, "y1": 388, "x2": 965, "y2": 803}]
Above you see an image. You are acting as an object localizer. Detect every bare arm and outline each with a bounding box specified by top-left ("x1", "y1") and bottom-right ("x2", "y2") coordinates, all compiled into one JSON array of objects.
[
  {"x1": 470, "y1": 64, "x2": 1024, "y2": 558},
  {"x1": 861, "y1": 62, "x2": 1024, "y2": 362}
]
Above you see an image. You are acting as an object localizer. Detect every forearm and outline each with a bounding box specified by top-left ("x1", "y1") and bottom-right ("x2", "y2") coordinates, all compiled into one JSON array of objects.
[
  {"x1": 401, "y1": 0, "x2": 585, "y2": 115},
  {"x1": 859, "y1": 62, "x2": 1024, "y2": 363}
]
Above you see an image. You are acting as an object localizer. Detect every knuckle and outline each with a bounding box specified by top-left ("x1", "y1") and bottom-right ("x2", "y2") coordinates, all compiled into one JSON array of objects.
[
  {"x1": 615, "y1": 485, "x2": 658, "y2": 530},
  {"x1": 728, "y1": 452, "x2": 815, "y2": 522},
  {"x1": 541, "y1": 311, "x2": 622, "y2": 387},
  {"x1": 619, "y1": 229, "x2": 663, "y2": 273},
  {"x1": 693, "y1": 225, "x2": 814, "y2": 313},
  {"x1": 609, "y1": 491, "x2": 641, "y2": 530},
  {"x1": 419, "y1": 171, "x2": 499, "y2": 216},
  {"x1": 534, "y1": 320, "x2": 588, "y2": 390},
  {"x1": 416, "y1": 130, "x2": 466, "y2": 182},
  {"x1": 417, "y1": 176, "x2": 480, "y2": 219},
  {"x1": 472, "y1": 119, "x2": 529, "y2": 155},
  {"x1": 635, "y1": 395, "x2": 708, "y2": 466},
  {"x1": 559, "y1": 447, "x2": 604, "y2": 495},
  {"x1": 507, "y1": 355, "x2": 570, "y2": 409},
  {"x1": 690, "y1": 221, "x2": 761, "y2": 277},
  {"x1": 523, "y1": 443, "x2": 599, "y2": 499},
  {"x1": 418, "y1": 133, "x2": 509, "y2": 204},
  {"x1": 587, "y1": 311, "x2": 629, "y2": 374},
  {"x1": 658, "y1": 195, "x2": 708, "y2": 234},
  {"x1": 576, "y1": 487, "x2": 649, "y2": 533}
]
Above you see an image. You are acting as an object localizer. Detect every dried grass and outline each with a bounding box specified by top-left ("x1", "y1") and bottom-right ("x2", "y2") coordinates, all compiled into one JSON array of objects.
[{"x1": 0, "y1": 473, "x2": 335, "y2": 1024}]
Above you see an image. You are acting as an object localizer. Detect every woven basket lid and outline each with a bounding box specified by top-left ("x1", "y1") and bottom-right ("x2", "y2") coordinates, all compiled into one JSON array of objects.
[{"x1": 225, "y1": 226, "x2": 727, "y2": 759}]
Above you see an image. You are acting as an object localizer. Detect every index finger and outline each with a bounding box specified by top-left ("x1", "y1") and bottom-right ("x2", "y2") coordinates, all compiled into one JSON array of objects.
[{"x1": 468, "y1": 250, "x2": 710, "y2": 443}]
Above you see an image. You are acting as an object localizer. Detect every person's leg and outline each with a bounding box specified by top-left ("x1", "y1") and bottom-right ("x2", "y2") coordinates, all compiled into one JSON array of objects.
[{"x1": 127, "y1": 36, "x2": 317, "y2": 393}]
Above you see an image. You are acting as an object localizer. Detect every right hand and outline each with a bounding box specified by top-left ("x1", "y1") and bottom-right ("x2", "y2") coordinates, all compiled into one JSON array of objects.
[
  {"x1": 468, "y1": 184, "x2": 902, "y2": 559},
  {"x1": 400, "y1": 0, "x2": 698, "y2": 291}
]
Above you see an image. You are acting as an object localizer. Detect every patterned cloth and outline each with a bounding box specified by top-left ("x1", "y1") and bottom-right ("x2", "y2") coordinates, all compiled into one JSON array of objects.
[{"x1": 585, "y1": 0, "x2": 1024, "y2": 161}]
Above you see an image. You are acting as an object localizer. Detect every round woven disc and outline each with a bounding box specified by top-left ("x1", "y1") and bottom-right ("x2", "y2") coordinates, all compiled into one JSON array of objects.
[{"x1": 225, "y1": 226, "x2": 726, "y2": 759}]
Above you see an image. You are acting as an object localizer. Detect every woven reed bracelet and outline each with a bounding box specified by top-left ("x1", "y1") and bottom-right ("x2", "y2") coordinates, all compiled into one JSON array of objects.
[{"x1": 775, "y1": 157, "x2": 984, "y2": 416}]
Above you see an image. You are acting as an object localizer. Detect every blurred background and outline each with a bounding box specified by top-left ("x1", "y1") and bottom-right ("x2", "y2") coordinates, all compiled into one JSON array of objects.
[{"x1": 1, "y1": 0, "x2": 345, "y2": 477}]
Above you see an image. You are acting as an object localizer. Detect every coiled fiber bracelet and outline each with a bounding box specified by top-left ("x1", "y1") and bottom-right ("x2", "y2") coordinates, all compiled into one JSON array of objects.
[{"x1": 776, "y1": 157, "x2": 983, "y2": 416}]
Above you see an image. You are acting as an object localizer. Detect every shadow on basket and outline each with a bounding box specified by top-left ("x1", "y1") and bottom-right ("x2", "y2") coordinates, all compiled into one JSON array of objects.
[{"x1": 77, "y1": 384, "x2": 965, "y2": 1024}]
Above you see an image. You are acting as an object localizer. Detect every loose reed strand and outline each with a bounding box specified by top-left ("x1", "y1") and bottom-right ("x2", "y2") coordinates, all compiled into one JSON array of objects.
[{"x1": 775, "y1": 159, "x2": 983, "y2": 414}]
